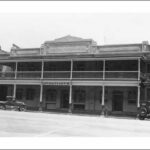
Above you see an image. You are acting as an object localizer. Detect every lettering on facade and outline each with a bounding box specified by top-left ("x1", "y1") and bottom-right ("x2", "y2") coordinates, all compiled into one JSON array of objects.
[{"x1": 43, "y1": 82, "x2": 70, "y2": 86}]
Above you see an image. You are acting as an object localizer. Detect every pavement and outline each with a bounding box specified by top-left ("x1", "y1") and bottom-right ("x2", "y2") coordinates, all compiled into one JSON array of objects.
[{"x1": 0, "y1": 110, "x2": 150, "y2": 137}]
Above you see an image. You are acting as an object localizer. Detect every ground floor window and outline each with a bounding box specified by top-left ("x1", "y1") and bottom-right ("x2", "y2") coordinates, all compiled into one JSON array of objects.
[
  {"x1": 127, "y1": 89, "x2": 137, "y2": 104},
  {"x1": 26, "y1": 88, "x2": 35, "y2": 100},
  {"x1": 46, "y1": 89, "x2": 57, "y2": 102},
  {"x1": 74, "y1": 89, "x2": 86, "y2": 103},
  {"x1": 147, "y1": 88, "x2": 150, "y2": 101},
  {"x1": 73, "y1": 89, "x2": 86, "y2": 110},
  {"x1": 16, "y1": 88, "x2": 23, "y2": 100}
]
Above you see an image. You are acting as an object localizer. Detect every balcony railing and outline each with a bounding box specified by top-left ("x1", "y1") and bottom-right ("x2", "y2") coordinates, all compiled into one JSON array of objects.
[
  {"x1": 0, "y1": 71, "x2": 139, "y2": 80},
  {"x1": 17, "y1": 71, "x2": 41, "y2": 79},
  {"x1": 0, "y1": 71, "x2": 15, "y2": 79},
  {"x1": 43, "y1": 71, "x2": 70, "y2": 79},
  {"x1": 72, "y1": 71, "x2": 103, "y2": 79},
  {"x1": 105, "y1": 71, "x2": 138, "y2": 80}
]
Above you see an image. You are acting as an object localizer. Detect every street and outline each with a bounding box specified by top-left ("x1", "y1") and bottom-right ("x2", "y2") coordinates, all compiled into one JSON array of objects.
[{"x1": 0, "y1": 110, "x2": 150, "y2": 137}]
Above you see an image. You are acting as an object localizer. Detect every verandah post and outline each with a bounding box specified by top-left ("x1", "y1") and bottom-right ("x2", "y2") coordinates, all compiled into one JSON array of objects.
[
  {"x1": 39, "y1": 84, "x2": 43, "y2": 111},
  {"x1": 15, "y1": 61, "x2": 18, "y2": 79},
  {"x1": 13, "y1": 84, "x2": 16, "y2": 98},
  {"x1": 137, "y1": 85, "x2": 140, "y2": 108},
  {"x1": 138, "y1": 58, "x2": 141, "y2": 81},
  {"x1": 69, "y1": 84, "x2": 72, "y2": 113},
  {"x1": 101, "y1": 85, "x2": 105, "y2": 115},
  {"x1": 103, "y1": 60, "x2": 105, "y2": 80},
  {"x1": 69, "y1": 59, "x2": 73, "y2": 113},
  {"x1": 41, "y1": 60, "x2": 44, "y2": 79},
  {"x1": 137, "y1": 58, "x2": 141, "y2": 117}
]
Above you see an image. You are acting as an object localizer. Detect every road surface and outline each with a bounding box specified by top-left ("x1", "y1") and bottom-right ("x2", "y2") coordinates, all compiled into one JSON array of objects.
[{"x1": 0, "y1": 110, "x2": 150, "y2": 137}]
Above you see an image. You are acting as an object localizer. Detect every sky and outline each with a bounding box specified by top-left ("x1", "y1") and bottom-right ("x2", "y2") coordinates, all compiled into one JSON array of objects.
[{"x1": 0, "y1": 13, "x2": 150, "y2": 52}]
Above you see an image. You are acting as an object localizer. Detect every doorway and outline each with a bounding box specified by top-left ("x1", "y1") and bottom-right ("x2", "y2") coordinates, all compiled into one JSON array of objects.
[
  {"x1": 61, "y1": 90, "x2": 69, "y2": 109},
  {"x1": 112, "y1": 91, "x2": 123, "y2": 111},
  {"x1": 0, "y1": 85, "x2": 7, "y2": 101}
]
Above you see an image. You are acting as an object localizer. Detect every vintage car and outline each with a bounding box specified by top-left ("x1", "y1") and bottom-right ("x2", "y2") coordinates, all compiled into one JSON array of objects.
[
  {"x1": 138, "y1": 101, "x2": 150, "y2": 120},
  {"x1": 0, "y1": 96, "x2": 26, "y2": 111}
]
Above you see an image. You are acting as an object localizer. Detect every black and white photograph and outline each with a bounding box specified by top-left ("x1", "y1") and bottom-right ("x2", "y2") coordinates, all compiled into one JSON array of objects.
[{"x1": 0, "y1": 1, "x2": 150, "y2": 149}]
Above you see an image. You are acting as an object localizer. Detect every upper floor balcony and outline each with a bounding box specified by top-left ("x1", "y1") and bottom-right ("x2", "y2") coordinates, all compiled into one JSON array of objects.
[{"x1": 0, "y1": 60, "x2": 140, "y2": 81}]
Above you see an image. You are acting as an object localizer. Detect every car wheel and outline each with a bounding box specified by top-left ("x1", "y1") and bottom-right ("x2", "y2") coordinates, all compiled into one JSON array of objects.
[
  {"x1": 18, "y1": 106, "x2": 26, "y2": 111},
  {"x1": 139, "y1": 115, "x2": 145, "y2": 120}
]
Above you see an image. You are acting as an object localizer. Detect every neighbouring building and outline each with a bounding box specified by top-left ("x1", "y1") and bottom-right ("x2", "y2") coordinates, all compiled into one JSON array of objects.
[{"x1": 0, "y1": 35, "x2": 149, "y2": 116}]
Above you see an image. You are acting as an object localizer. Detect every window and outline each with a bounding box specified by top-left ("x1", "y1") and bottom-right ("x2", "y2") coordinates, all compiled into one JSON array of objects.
[
  {"x1": 26, "y1": 88, "x2": 35, "y2": 100},
  {"x1": 127, "y1": 89, "x2": 137, "y2": 104},
  {"x1": 46, "y1": 89, "x2": 57, "y2": 102},
  {"x1": 147, "y1": 64, "x2": 150, "y2": 73},
  {"x1": 74, "y1": 90, "x2": 86, "y2": 103},
  {"x1": 16, "y1": 88, "x2": 23, "y2": 100},
  {"x1": 147, "y1": 88, "x2": 150, "y2": 100}
]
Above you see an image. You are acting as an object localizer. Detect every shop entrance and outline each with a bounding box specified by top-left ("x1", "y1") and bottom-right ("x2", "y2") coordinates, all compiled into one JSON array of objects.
[
  {"x1": 112, "y1": 91, "x2": 123, "y2": 111},
  {"x1": 0, "y1": 85, "x2": 8, "y2": 101},
  {"x1": 60, "y1": 89, "x2": 69, "y2": 109}
]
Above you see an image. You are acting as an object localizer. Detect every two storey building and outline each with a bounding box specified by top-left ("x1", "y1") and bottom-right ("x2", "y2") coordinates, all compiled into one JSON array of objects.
[{"x1": 0, "y1": 35, "x2": 149, "y2": 116}]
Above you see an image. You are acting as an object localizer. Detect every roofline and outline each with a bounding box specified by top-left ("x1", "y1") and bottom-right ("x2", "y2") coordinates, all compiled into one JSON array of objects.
[
  {"x1": 11, "y1": 48, "x2": 40, "y2": 51},
  {"x1": 44, "y1": 39, "x2": 94, "y2": 44},
  {"x1": 95, "y1": 43, "x2": 142, "y2": 48}
]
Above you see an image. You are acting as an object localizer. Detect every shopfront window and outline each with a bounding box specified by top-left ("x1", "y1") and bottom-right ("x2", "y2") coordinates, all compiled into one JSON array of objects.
[
  {"x1": 147, "y1": 88, "x2": 150, "y2": 100},
  {"x1": 73, "y1": 89, "x2": 86, "y2": 110},
  {"x1": 26, "y1": 88, "x2": 35, "y2": 100},
  {"x1": 16, "y1": 88, "x2": 23, "y2": 100},
  {"x1": 127, "y1": 89, "x2": 137, "y2": 104},
  {"x1": 147, "y1": 64, "x2": 150, "y2": 73},
  {"x1": 74, "y1": 90, "x2": 86, "y2": 103},
  {"x1": 46, "y1": 89, "x2": 57, "y2": 102}
]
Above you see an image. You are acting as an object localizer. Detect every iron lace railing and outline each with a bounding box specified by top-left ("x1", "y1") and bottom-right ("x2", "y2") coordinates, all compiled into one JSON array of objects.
[
  {"x1": 0, "y1": 71, "x2": 139, "y2": 80},
  {"x1": 0, "y1": 71, "x2": 15, "y2": 79},
  {"x1": 43, "y1": 71, "x2": 70, "y2": 79},
  {"x1": 105, "y1": 71, "x2": 138, "y2": 80},
  {"x1": 72, "y1": 71, "x2": 103, "y2": 79}
]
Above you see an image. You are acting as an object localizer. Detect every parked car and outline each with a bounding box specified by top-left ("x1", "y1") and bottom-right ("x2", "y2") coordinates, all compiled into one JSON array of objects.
[
  {"x1": 138, "y1": 101, "x2": 150, "y2": 120},
  {"x1": 0, "y1": 96, "x2": 26, "y2": 111}
]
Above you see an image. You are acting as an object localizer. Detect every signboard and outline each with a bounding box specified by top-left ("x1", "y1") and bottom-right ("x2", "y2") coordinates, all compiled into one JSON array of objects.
[{"x1": 43, "y1": 82, "x2": 70, "y2": 86}]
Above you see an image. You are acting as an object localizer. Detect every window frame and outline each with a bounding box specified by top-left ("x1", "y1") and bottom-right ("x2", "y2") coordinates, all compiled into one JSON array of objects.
[
  {"x1": 45, "y1": 89, "x2": 57, "y2": 103},
  {"x1": 127, "y1": 90, "x2": 137, "y2": 104},
  {"x1": 16, "y1": 88, "x2": 24, "y2": 100},
  {"x1": 26, "y1": 88, "x2": 35, "y2": 101}
]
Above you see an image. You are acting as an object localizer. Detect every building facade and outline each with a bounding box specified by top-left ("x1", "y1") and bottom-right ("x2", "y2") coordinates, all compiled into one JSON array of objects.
[{"x1": 0, "y1": 35, "x2": 150, "y2": 116}]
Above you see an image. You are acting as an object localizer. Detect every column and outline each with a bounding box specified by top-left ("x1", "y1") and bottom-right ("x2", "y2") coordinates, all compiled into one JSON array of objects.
[
  {"x1": 15, "y1": 62, "x2": 18, "y2": 79},
  {"x1": 41, "y1": 60, "x2": 44, "y2": 79},
  {"x1": 69, "y1": 84, "x2": 72, "y2": 113},
  {"x1": 137, "y1": 86, "x2": 140, "y2": 108},
  {"x1": 69, "y1": 59, "x2": 73, "y2": 113},
  {"x1": 103, "y1": 60, "x2": 105, "y2": 80},
  {"x1": 39, "y1": 84, "x2": 43, "y2": 111},
  {"x1": 101, "y1": 85, "x2": 105, "y2": 115},
  {"x1": 138, "y1": 58, "x2": 141, "y2": 81},
  {"x1": 13, "y1": 84, "x2": 16, "y2": 98}
]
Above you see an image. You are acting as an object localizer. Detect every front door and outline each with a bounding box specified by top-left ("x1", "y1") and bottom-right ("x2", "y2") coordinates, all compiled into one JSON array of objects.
[
  {"x1": 0, "y1": 85, "x2": 7, "y2": 101},
  {"x1": 112, "y1": 91, "x2": 123, "y2": 111},
  {"x1": 61, "y1": 90, "x2": 69, "y2": 109}
]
